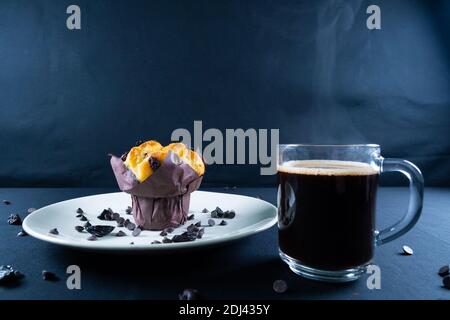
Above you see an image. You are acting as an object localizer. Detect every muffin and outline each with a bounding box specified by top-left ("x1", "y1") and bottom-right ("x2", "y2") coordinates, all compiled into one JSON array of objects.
[{"x1": 110, "y1": 140, "x2": 204, "y2": 230}]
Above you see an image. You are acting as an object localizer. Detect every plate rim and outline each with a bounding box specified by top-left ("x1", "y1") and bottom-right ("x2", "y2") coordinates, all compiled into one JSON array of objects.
[{"x1": 22, "y1": 190, "x2": 277, "y2": 252}]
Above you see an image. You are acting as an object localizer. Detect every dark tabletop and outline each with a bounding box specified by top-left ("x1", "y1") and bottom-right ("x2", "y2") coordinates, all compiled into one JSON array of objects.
[{"x1": 1, "y1": 187, "x2": 449, "y2": 300}]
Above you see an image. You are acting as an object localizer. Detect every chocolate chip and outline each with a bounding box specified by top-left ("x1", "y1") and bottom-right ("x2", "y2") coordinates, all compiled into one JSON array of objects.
[
  {"x1": 117, "y1": 217, "x2": 125, "y2": 227},
  {"x1": 7, "y1": 214, "x2": 22, "y2": 225},
  {"x1": 74, "y1": 226, "x2": 84, "y2": 233},
  {"x1": 187, "y1": 214, "x2": 195, "y2": 221},
  {"x1": 223, "y1": 210, "x2": 235, "y2": 219},
  {"x1": 126, "y1": 222, "x2": 136, "y2": 231},
  {"x1": 149, "y1": 157, "x2": 160, "y2": 170},
  {"x1": 76, "y1": 213, "x2": 83, "y2": 218},
  {"x1": 194, "y1": 221, "x2": 201, "y2": 227},
  {"x1": 402, "y1": 245, "x2": 413, "y2": 255},
  {"x1": 160, "y1": 230, "x2": 167, "y2": 237},
  {"x1": 164, "y1": 227, "x2": 174, "y2": 234},
  {"x1": 187, "y1": 224, "x2": 197, "y2": 232},
  {"x1": 76, "y1": 208, "x2": 84, "y2": 214},
  {"x1": 172, "y1": 233, "x2": 196, "y2": 243},
  {"x1": 132, "y1": 227, "x2": 142, "y2": 237},
  {"x1": 208, "y1": 219, "x2": 215, "y2": 226},
  {"x1": 85, "y1": 225, "x2": 115, "y2": 237},
  {"x1": 49, "y1": 228, "x2": 59, "y2": 235},
  {"x1": 197, "y1": 228, "x2": 205, "y2": 239},
  {"x1": 97, "y1": 209, "x2": 111, "y2": 220},
  {"x1": 42, "y1": 270, "x2": 58, "y2": 281},
  {"x1": 116, "y1": 230, "x2": 126, "y2": 237},
  {"x1": 219, "y1": 220, "x2": 227, "y2": 226},
  {"x1": 438, "y1": 265, "x2": 450, "y2": 277},
  {"x1": 273, "y1": 280, "x2": 288, "y2": 293},
  {"x1": 17, "y1": 230, "x2": 28, "y2": 237},
  {"x1": 178, "y1": 289, "x2": 199, "y2": 300},
  {"x1": 83, "y1": 221, "x2": 92, "y2": 228},
  {"x1": 27, "y1": 208, "x2": 36, "y2": 214},
  {"x1": 151, "y1": 240, "x2": 161, "y2": 244},
  {"x1": 443, "y1": 276, "x2": 450, "y2": 289},
  {"x1": 2, "y1": 200, "x2": 11, "y2": 205},
  {"x1": 112, "y1": 212, "x2": 120, "y2": 221},
  {"x1": 125, "y1": 206, "x2": 132, "y2": 215},
  {"x1": 162, "y1": 237, "x2": 172, "y2": 243},
  {"x1": 87, "y1": 235, "x2": 97, "y2": 241},
  {"x1": 0, "y1": 265, "x2": 24, "y2": 285},
  {"x1": 201, "y1": 208, "x2": 209, "y2": 213},
  {"x1": 79, "y1": 215, "x2": 88, "y2": 221}
]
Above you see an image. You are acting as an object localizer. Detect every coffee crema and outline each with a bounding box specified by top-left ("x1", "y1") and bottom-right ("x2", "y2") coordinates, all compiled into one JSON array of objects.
[{"x1": 277, "y1": 160, "x2": 379, "y2": 271}]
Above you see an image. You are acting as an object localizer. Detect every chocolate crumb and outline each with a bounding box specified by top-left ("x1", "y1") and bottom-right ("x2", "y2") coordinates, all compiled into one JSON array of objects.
[
  {"x1": 219, "y1": 220, "x2": 227, "y2": 226},
  {"x1": 187, "y1": 214, "x2": 195, "y2": 221},
  {"x1": 49, "y1": 228, "x2": 59, "y2": 235},
  {"x1": 116, "y1": 230, "x2": 126, "y2": 237}
]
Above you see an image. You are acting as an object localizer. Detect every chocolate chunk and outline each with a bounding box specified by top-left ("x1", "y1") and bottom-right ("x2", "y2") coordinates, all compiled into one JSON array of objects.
[
  {"x1": 74, "y1": 226, "x2": 84, "y2": 233},
  {"x1": 85, "y1": 225, "x2": 115, "y2": 237},
  {"x1": 97, "y1": 209, "x2": 111, "y2": 220},
  {"x1": 194, "y1": 221, "x2": 201, "y2": 228},
  {"x1": 17, "y1": 230, "x2": 28, "y2": 237},
  {"x1": 172, "y1": 233, "x2": 196, "y2": 243},
  {"x1": 208, "y1": 219, "x2": 215, "y2": 226},
  {"x1": 443, "y1": 276, "x2": 450, "y2": 289},
  {"x1": 79, "y1": 215, "x2": 88, "y2": 221},
  {"x1": 162, "y1": 237, "x2": 172, "y2": 243},
  {"x1": 178, "y1": 289, "x2": 199, "y2": 300},
  {"x1": 87, "y1": 235, "x2": 97, "y2": 241},
  {"x1": 132, "y1": 227, "x2": 142, "y2": 237},
  {"x1": 76, "y1": 208, "x2": 84, "y2": 214},
  {"x1": 187, "y1": 214, "x2": 195, "y2": 221},
  {"x1": 7, "y1": 214, "x2": 22, "y2": 225},
  {"x1": 112, "y1": 212, "x2": 120, "y2": 221},
  {"x1": 83, "y1": 221, "x2": 92, "y2": 228},
  {"x1": 201, "y1": 208, "x2": 209, "y2": 213},
  {"x1": 42, "y1": 270, "x2": 58, "y2": 281},
  {"x1": 151, "y1": 240, "x2": 161, "y2": 244},
  {"x1": 160, "y1": 230, "x2": 167, "y2": 237},
  {"x1": 219, "y1": 220, "x2": 227, "y2": 226},
  {"x1": 27, "y1": 208, "x2": 37, "y2": 214},
  {"x1": 197, "y1": 228, "x2": 205, "y2": 239},
  {"x1": 438, "y1": 265, "x2": 450, "y2": 277},
  {"x1": 273, "y1": 280, "x2": 288, "y2": 293},
  {"x1": 126, "y1": 222, "x2": 136, "y2": 231},
  {"x1": 164, "y1": 227, "x2": 174, "y2": 234},
  {"x1": 116, "y1": 230, "x2": 126, "y2": 237},
  {"x1": 2, "y1": 200, "x2": 11, "y2": 205},
  {"x1": 402, "y1": 245, "x2": 413, "y2": 255},
  {"x1": 0, "y1": 265, "x2": 24, "y2": 285},
  {"x1": 223, "y1": 210, "x2": 236, "y2": 219},
  {"x1": 49, "y1": 228, "x2": 59, "y2": 235},
  {"x1": 117, "y1": 217, "x2": 125, "y2": 227},
  {"x1": 187, "y1": 224, "x2": 198, "y2": 232}
]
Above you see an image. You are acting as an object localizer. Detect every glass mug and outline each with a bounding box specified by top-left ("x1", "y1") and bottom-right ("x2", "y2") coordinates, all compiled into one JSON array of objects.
[{"x1": 277, "y1": 144, "x2": 424, "y2": 282}]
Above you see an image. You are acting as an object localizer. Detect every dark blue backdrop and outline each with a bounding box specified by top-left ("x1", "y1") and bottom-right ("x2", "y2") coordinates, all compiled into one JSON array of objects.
[{"x1": 0, "y1": 0, "x2": 449, "y2": 187}]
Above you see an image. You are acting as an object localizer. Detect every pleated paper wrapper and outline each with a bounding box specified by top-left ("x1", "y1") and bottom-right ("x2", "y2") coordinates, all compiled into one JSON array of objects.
[{"x1": 110, "y1": 151, "x2": 203, "y2": 230}]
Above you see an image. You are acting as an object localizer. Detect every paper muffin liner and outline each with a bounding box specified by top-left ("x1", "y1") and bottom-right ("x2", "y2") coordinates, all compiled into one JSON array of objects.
[{"x1": 110, "y1": 151, "x2": 203, "y2": 230}]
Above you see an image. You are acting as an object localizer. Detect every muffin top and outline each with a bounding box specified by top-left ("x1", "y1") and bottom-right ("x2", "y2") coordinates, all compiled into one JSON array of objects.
[{"x1": 123, "y1": 140, "x2": 205, "y2": 182}]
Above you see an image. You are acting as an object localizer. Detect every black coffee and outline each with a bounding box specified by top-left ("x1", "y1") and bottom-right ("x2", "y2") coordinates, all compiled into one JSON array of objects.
[{"x1": 278, "y1": 160, "x2": 379, "y2": 271}]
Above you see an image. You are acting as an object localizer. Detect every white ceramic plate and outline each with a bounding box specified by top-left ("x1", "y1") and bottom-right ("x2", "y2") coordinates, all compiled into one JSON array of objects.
[{"x1": 23, "y1": 191, "x2": 277, "y2": 252}]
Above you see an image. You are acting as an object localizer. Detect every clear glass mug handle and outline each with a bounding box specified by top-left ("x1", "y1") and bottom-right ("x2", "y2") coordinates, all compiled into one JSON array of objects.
[{"x1": 375, "y1": 158, "x2": 424, "y2": 245}]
